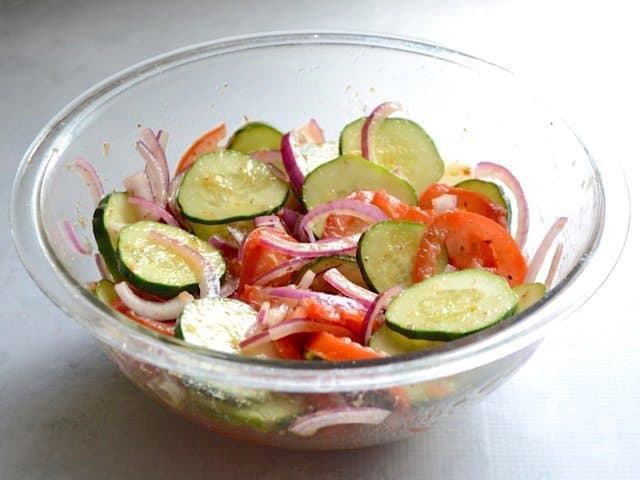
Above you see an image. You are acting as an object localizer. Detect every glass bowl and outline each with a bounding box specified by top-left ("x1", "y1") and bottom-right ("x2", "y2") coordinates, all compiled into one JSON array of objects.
[{"x1": 10, "y1": 32, "x2": 629, "y2": 449}]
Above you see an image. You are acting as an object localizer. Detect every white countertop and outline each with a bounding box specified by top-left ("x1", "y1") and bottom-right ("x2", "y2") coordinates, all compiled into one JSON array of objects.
[{"x1": 1, "y1": 0, "x2": 637, "y2": 478}]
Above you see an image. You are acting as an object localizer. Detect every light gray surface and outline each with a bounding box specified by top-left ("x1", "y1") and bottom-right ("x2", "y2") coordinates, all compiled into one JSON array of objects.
[{"x1": 1, "y1": 0, "x2": 637, "y2": 478}]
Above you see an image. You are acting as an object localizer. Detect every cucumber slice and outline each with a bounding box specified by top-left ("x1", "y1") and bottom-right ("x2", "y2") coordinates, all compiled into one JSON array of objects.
[
  {"x1": 226, "y1": 122, "x2": 283, "y2": 153},
  {"x1": 175, "y1": 297, "x2": 256, "y2": 353},
  {"x1": 456, "y1": 179, "x2": 511, "y2": 224},
  {"x1": 369, "y1": 324, "x2": 444, "y2": 354},
  {"x1": 216, "y1": 393, "x2": 308, "y2": 433},
  {"x1": 513, "y1": 282, "x2": 546, "y2": 314},
  {"x1": 93, "y1": 279, "x2": 117, "y2": 306},
  {"x1": 386, "y1": 269, "x2": 518, "y2": 341},
  {"x1": 302, "y1": 153, "x2": 417, "y2": 214},
  {"x1": 339, "y1": 117, "x2": 444, "y2": 194},
  {"x1": 92, "y1": 192, "x2": 139, "y2": 280},
  {"x1": 177, "y1": 150, "x2": 289, "y2": 225},
  {"x1": 357, "y1": 221, "x2": 447, "y2": 293},
  {"x1": 117, "y1": 220, "x2": 226, "y2": 298},
  {"x1": 293, "y1": 255, "x2": 366, "y2": 292}
]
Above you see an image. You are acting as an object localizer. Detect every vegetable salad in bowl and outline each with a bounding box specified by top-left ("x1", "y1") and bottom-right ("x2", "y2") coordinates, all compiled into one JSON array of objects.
[
  {"x1": 14, "y1": 33, "x2": 624, "y2": 449},
  {"x1": 72, "y1": 102, "x2": 565, "y2": 363}
]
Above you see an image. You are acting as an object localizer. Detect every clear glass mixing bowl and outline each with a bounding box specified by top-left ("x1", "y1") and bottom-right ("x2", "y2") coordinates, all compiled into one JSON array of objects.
[{"x1": 10, "y1": 32, "x2": 629, "y2": 449}]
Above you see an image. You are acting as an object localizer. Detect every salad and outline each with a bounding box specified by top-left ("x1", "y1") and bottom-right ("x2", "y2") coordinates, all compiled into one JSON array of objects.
[{"x1": 66, "y1": 101, "x2": 567, "y2": 435}]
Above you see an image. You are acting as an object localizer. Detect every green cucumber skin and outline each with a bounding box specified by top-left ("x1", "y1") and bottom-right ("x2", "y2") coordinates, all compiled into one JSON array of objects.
[
  {"x1": 92, "y1": 192, "x2": 137, "y2": 281},
  {"x1": 513, "y1": 282, "x2": 546, "y2": 314},
  {"x1": 369, "y1": 324, "x2": 444, "y2": 354},
  {"x1": 356, "y1": 221, "x2": 426, "y2": 293},
  {"x1": 455, "y1": 179, "x2": 512, "y2": 225},
  {"x1": 177, "y1": 150, "x2": 289, "y2": 225},
  {"x1": 93, "y1": 279, "x2": 117, "y2": 306},
  {"x1": 339, "y1": 117, "x2": 444, "y2": 195},
  {"x1": 386, "y1": 269, "x2": 518, "y2": 341},
  {"x1": 226, "y1": 122, "x2": 283, "y2": 153}
]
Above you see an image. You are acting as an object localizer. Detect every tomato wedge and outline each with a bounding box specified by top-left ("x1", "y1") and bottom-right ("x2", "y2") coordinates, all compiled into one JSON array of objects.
[
  {"x1": 239, "y1": 227, "x2": 295, "y2": 291},
  {"x1": 274, "y1": 334, "x2": 309, "y2": 360},
  {"x1": 175, "y1": 123, "x2": 226, "y2": 175},
  {"x1": 306, "y1": 331, "x2": 382, "y2": 361},
  {"x1": 371, "y1": 190, "x2": 435, "y2": 225},
  {"x1": 419, "y1": 183, "x2": 507, "y2": 228},
  {"x1": 414, "y1": 210, "x2": 527, "y2": 286}
]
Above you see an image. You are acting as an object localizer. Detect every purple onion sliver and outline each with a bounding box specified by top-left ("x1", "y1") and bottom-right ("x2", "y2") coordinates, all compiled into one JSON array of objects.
[
  {"x1": 296, "y1": 269, "x2": 316, "y2": 290},
  {"x1": 361, "y1": 285, "x2": 404, "y2": 345},
  {"x1": 289, "y1": 407, "x2": 391, "y2": 437},
  {"x1": 63, "y1": 220, "x2": 91, "y2": 255},
  {"x1": 208, "y1": 235, "x2": 239, "y2": 257},
  {"x1": 258, "y1": 231, "x2": 359, "y2": 258},
  {"x1": 128, "y1": 196, "x2": 180, "y2": 227},
  {"x1": 239, "y1": 329, "x2": 271, "y2": 351},
  {"x1": 256, "y1": 302, "x2": 270, "y2": 326},
  {"x1": 475, "y1": 161, "x2": 530, "y2": 248},
  {"x1": 280, "y1": 131, "x2": 305, "y2": 196},
  {"x1": 545, "y1": 242, "x2": 564, "y2": 289},
  {"x1": 267, "y1": 318, "x2": 353, "y2": 341},
  {"x1": 255, "y1": 215, "x2": 286, "y2": 231},
  {"x1": 361, "y1": 101, "x2": 401, "y2": 160},
  {"x1": 297, "y1": 199, "x2": 388, "y2": 240},
  {"x1": 525, "y1": 216, "x2": 568, "y2": 283},
  {"x1": 220, "y1": 274, "x2": 240, "y2": 298},
  {"x1": 94, "y1": 253, "x2": 109, "y2": 280},
  {"x1": 114, "y1": 282, "x2": 192, "y2": 321},
  {"x1": 281, "y1": 208, "x2": 303, "y2": 234},
  {"x1": 323, "y1": 268, "x2": 377, "y2": 307},
  {"x1": 74, "y1": 157, "x2": 105, "y2": 206}
]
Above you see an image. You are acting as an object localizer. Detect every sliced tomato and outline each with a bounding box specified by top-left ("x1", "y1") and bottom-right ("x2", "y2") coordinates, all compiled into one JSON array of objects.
[
  {"x1": 239, "y1": 227, "x2": 294, "y2": 291},
  {"x1": 306, "y1": 331, "x2": 382, "y2": 361},
  {"x1": 371, "y1": 190, "x2": 435, "y2": 225},
  {"x1": 414, "y1": 210, "x2": 527, "y2": 286},
  {"x1": 323, "y1": 191, "x2": 375, "y2": 238},
  {"x1": 111, "y1": 298, "x2": 175, "y2": 336},
  {"x1": 274, "y1": 333, "x2": 309, "y2": 360},
  {"x1": 419, "y1": 183, "x2": 507, "y2": 228},
  {"x1": 300, "y1": 297, "x2": 366, "y2": 336},
  {"x1": 175, "y1": 123, "x2": 226, "y2": 175}
]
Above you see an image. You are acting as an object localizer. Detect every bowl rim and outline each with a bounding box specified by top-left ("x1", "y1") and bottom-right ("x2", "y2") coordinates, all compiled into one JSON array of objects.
[{"x1": 10, "y1": 31, "x2": 630, "y2": 392}]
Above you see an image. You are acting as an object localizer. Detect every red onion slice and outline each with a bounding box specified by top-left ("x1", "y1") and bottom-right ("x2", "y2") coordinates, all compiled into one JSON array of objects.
[
  {"x1": 114, "y1": 282, "x2": 193, "y2": 321},
  {"x1": 157, "y1": 129, "x2": 169, "y2": 151},
  {"x1": 220, "y1": 273, "x2": 239, "y2": 298},
  {"x1": 281, "y1": 208, "x2": 303, "y2": 235},
  {"x1": 545, "y1": 242, "x2": 564, "y2": 289},
  {"x1": 289, "y1": 407, "x2": 391, "y2": 437},
  {"x1": 361, "y1": 101, "x2": 401, "y2": 160},
  {"x1": 95, "y1": 253, "x2": 109, "y2": 280},
  {"x1": 208, "y1": 235, "x2": 238, "y2": 257},
  {"x1": 258, "y1": 231, "x2": 360, "y2": 258},
  {"x1": 280, "y1": 131, "x2": 305, "y2": 195},
  {"x1": 127, "y1": 196, "x2": 180, "y2": 227},
  {"x1": 297, "y1": 199, "x2": 388, "y2": 241},
  {"x1": 148, "y1": 231, "x2": 220, "y2": 297},
  {"x1": 431, "y1": 194, "x2": 458, "y2": 212},
  {"x1": 63, "y1": 220, "x2": 91, "y2": 255},
  {"x1": 136, "y1": 128, "x2": 170, "y2": 206},
  {"x1": 239, "y1": 330, "x2": 271, "y2": 351},
  {"x1": 255, "y1": 215, "x2": 286, "y2": 231},
  {"x1": 166, "y1": 170, "x2": 189, "y2": 229},
  {"x1": 323, "y1": 268, "x2": 377, "y2": 307},
  {"x1": 296, "y1": 269, "x2": 316, "y2": 290},
  {"x1": 475, "y1": 161, "x2": 529, "y2": 247},
  {"x1": 123, "y1": 171, "x2": 159, "y2": 220},
  {"x1": 74, "y1": 157, "x2": 104, "y2": 206},
  {"x1": 525, "y1": 217, "x2": 568, "y2": 283},
  {"x1": 227, "y1": 225, "x2": 248, "y2": 246},
  {"x1": 268, "y1": 318, "x2": 353, "y2": 341},
  {"x1": 256, "y1": 302, "x2": 270, "y2": 327},
  {"x1": 253, "y1": 257, "x2": 310, "y2": 286},
  {"x1": 267, "y1": 287, "x2": 367, "y2": 314},
  {"x1": 299, "y1": 118, "x2": 325, "y2": 144},
  {"x1": 361, "y1": 285, "x2": 404, "y2": 345}
]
